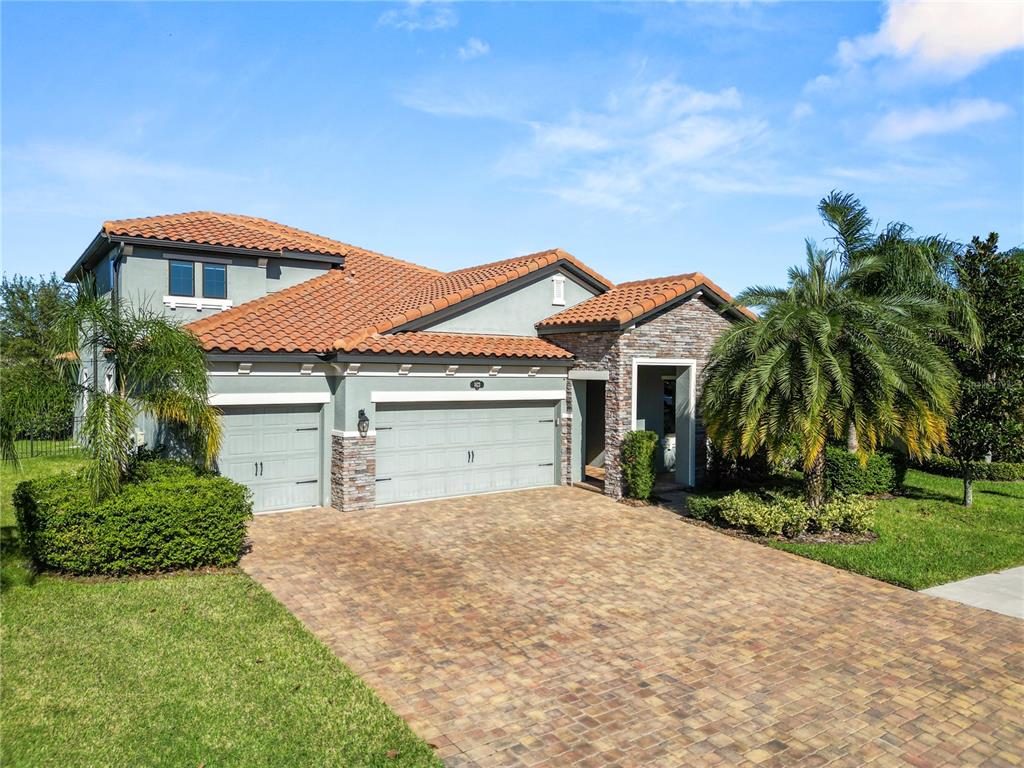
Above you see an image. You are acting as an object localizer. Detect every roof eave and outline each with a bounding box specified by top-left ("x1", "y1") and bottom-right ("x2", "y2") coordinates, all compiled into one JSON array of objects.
[
  {"x1": 108, "y1": 235, "x2": 346, "y2": 265},
  {"x1": 64, "y1": 231, "x2": 111, "y2": 282}
]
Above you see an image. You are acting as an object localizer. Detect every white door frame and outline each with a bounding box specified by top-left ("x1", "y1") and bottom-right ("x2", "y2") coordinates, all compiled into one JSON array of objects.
[{"x1": 630, "y1": 357, "x2": 697, "y2": 487}]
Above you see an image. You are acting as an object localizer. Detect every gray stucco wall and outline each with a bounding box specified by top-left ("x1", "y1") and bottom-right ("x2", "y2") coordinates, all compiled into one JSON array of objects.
[
  {"x1": 336, "y1": 363, "x2": 570, "y2": 432},
  {"x1": 422, "y1": 269, "x2": 598, "y2": 336},
  {"x1": 114, "y1": 246, "x2": 329, "y2": 320}
]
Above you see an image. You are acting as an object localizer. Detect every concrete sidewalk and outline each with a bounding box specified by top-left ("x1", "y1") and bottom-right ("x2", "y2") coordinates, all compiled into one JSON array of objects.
[{"x1": 923, "y1": 566, "x2": 1024, "y2": 619}]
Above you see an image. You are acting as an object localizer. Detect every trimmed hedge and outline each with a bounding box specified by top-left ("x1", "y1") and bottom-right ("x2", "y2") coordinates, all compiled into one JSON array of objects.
[
  {"x1": 622, "y1": 430, "x2": 658, "y2": 500},
  {"x1": 14, "y1": 459, "x2": 252, "y2": 576},
  {"x1": 919, "y1": 455, "x2": 1024, "y2": 482},
  {"x1": 685, "y1": 490, "x2": 874, "y2": 538},
  {"x1": 825, "y1": 446, "x2": 905, "y2": 495}
]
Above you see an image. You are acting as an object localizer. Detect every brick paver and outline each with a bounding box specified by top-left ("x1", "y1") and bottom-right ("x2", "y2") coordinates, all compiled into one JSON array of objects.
[{"x1": 242, "y1": 487, "x2": 1024, "y2": 767}]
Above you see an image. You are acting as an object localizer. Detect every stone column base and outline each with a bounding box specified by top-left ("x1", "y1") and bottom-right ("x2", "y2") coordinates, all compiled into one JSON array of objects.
[{"x1": 331, "y1": 434, "x2": 376, "y2": 511}]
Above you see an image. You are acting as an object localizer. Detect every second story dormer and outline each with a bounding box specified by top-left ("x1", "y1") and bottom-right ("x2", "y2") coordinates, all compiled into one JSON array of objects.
[{"x1": 63, "y1": 212, "x2": 355, "y2": 319}]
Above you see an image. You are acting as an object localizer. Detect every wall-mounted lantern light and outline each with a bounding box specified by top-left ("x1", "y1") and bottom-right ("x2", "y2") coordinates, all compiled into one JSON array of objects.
[{"x1": 357, "y1": 409, "x2": 370, "y2": 438}]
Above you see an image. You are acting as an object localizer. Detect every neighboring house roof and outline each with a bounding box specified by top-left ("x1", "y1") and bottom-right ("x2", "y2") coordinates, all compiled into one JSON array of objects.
[
  {"x1": 335, "y1": 249, "x2": 613, "y2": 350},
  {"x1": 536, "y1": 272, "x2": 755, "y2": 331},
  {"x1": 346, "y1": 331, "x2": 574, "y2": 360},
  {"x1": 102, "y1": 211, "x2": 383, "y2": 259}
]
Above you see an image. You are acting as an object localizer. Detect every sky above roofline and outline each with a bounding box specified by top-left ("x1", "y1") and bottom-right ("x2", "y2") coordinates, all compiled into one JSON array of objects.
[{"x1": 2, "y1": 1, "x2": 1021, "y2": 296}]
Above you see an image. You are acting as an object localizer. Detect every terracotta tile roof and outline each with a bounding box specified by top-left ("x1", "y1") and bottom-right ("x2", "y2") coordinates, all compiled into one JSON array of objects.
[
  {"x1": 186, "y1": 250, "x2": 440, "y2": 353},
  {"x1": 336, "y1": 248, "x2": 613, "y2": 349},
  {"x1": 536, "y1": 272, "x2": 755, "y2": 330},
  {"x1": 104, "y1": 211, "x2": 398, "y2": 259},
  {"x1": 346, "y1": 332, "x2": 574, "y2": 360}
]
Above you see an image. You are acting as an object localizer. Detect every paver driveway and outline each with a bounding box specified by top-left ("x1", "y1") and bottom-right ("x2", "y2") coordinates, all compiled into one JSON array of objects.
[{"x1": 242, "y1": 487, "x2": 1023, "y2": 767}]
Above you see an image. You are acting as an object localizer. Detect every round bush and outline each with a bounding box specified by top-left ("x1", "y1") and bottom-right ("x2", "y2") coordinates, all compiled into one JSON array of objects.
[
  {"x1": 825, "y1": 446, "x2": 905, "y2": 495},
  {"x1": 14, "y1": 460, "x2": 253, "y2": 576}
]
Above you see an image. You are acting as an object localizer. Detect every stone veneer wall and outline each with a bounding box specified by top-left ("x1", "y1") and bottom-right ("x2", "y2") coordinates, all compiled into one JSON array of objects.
[
  {"x1": 331, "y1": 434, "x2": 376, "y2": 511},
  {"x1": 548, "y1": 294, "x2": 734, "y2": 499}
]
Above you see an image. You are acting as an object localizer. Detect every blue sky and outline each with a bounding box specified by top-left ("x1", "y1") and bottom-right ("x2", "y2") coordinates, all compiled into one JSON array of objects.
[{"x1": 3, "y1": 1, "x2": 1022, "y2": 294}]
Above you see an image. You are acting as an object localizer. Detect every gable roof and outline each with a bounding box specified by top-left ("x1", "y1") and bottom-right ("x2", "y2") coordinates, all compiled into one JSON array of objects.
[
  {"x1": 334, "y1": 248, "x2": 613, "y2": 351},
  {"x1": 102, "y1": 211, "x2": 377, "y2": 259},
  {"x1": 536, "y1": 272, "x2": 755, "y2": 331}
]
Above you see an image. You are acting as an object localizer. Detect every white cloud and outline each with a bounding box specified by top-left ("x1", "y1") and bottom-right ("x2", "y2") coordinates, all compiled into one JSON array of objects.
[
  {"x1": 492, "y1": 78, "x2": 768, "y2": 211},
  {"x1": 378, "y1": 1, "x2": 457, "y2": 32},
  {"x1": 791, "y1": 102, "x2": 814, "y2": 120},
  {"x1": 457, "y1": 37, "x2": 489, "y2": 60},
  {"x1": 838, "y1": 0, "x2": 1024, "y2": 78},
  {"x1": 870, "y1": 98, "x2": 1012, "y2": 142}
]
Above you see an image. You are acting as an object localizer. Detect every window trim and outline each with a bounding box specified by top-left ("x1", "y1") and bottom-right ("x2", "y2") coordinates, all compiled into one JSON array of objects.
[
  {"x1": 202, "y1": 262, "x2": 228, "y2": 299},
  {"x1": 168, "y1": 260, "x2": 195, "y2": 297}
]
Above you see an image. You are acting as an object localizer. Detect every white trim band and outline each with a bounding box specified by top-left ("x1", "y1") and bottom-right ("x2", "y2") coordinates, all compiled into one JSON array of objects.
[
  {"x1": 164, "y1": 296, "x2": 233, "y2": 312},
  {"x1": 370, "y1": 389, "x2": 565, "y2": 404},
  {"x1": 332, "y1": 429, "x2": 377, "y2": 438},
  {"x1": 211, "y1": 392, "x2": 330, "y2": 406}
]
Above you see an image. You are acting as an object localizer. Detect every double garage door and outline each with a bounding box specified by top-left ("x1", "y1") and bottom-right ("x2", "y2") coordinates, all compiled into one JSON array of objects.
[
  {"x1": 375, "y1": 401, "x2": 558, "y2": 506},
  {"x1": 218, "y1": 405, "x2": 322, "y2": 513}
]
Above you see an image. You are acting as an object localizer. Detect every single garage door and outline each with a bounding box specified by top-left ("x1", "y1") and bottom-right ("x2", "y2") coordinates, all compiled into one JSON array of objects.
[
  {"x1": 375, "y1": 401, "x2": 558, "y2": 505},
  {"x1": 218, "y1": 405, "x2": 322, "y2": 512}
]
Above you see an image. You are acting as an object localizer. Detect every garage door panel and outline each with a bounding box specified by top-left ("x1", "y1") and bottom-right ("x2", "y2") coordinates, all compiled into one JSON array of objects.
[
  {"x1": 218, "y1": 405, "x2": 322, "y2": 513},
  {"x1": 375, "y1": 401, "x2": 557, "y2": 505}
]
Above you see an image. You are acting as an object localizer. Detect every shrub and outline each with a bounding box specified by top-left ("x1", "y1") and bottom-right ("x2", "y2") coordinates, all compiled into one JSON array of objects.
[
  {"x1": 622, "y1": 430, "x2": 658, "y2": 500},
  {"x1": 685, "y1": 491, "x2": 874, "y2": 538},
  {"x1": 919, "y1": 455, "x2": 1024, "y2": 482},
  {"x1": 825, "y1": 446, "x2": 905, "y2": 495},
  {"x1": 14, "y1": 459, "x2": 252, "y2": 576},
  {"x1": 686, "y1": 495, "x2": 720, "y2": 521}
]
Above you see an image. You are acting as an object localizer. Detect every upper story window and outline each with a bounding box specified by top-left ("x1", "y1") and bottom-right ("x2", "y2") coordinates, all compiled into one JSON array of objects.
[
  {"x1": 202, "y1": 263, "x2": 227, "y2": 299},
  {"x1": 169, "y1": 260, "x2": 194, "y2": 296}
]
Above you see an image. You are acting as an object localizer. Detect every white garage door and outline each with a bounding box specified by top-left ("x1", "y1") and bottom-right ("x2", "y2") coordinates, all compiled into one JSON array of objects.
[
  {"x1": 218, "y1": 405, "x2": 322, "y2": 513},
  {"x1": 375, "y1": 401, "x2": 558, "y2": 505}
]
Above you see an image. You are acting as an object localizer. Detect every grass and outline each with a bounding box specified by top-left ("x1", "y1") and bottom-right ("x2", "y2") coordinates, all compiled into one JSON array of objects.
[
  {"x1": 770, "y1": 469, "x2": 1024, "y2": 590},
  {"x1": 1, "y1": 456, "x2": 441, "y2": 768}
]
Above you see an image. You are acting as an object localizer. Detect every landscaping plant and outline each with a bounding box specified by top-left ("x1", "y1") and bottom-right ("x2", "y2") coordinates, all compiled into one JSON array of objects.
[
  {"x1": 622, "y1": 430, "x2": 658, "y2": 500},
  {"x1": 942, "y1": 234, "x2": 1024, "y2": 505},
  {"x1": 13, "y1": 459, "x2": 252, "y2": 576},
  {"x1": 701, "y1": 191, "x2": 973, "y2": 508},
  {"x1": 1, "y1": 279, "x2": 221, "y2": 500}
]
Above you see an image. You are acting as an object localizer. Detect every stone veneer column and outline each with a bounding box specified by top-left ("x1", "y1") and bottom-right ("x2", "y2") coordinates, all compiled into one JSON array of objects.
[
  {"x1": 330, "y1": 433, "x2": 376, "y2": 511},
  {"x1": 560, "y1": 380, "x2": 573, "y2": 486}
]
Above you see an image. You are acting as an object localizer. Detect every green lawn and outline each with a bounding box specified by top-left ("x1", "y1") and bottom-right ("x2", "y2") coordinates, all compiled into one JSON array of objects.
[
  {"x1": 1, "y1": 456, "x2": 441, "y2": 768},
  {"x1": 771, "y1": 469, "x2": 1024, "y2": 590}
]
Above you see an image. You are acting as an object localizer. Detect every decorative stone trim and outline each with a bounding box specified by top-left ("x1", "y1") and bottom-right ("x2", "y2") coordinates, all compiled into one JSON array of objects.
[{"x1": 331, "y1": 434, "x2": 376, "y2": 511}]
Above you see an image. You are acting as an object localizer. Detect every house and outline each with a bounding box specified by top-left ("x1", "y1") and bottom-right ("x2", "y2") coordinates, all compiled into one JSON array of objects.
[{"x1": 65, "y1": 212, "x2": 751, "y2": 513}]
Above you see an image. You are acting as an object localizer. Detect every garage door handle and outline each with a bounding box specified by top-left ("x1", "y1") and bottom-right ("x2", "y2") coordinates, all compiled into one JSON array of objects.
[
  {"x1": 295, "y1": 427, "x2": 317, "y2": 432},
  {"x1": 539, "y1": 418, "x2": 554, "y2": 423},
  {"x1": 538, "y1": 462, "x2": 554, "y2": 466},
  {"x1": 376, "y1": 477, "x2": 391, "y2": 482},
  {"x1": 259, "y1": 461, "x2": 263, "y2": 476},
  {"x1": 296, "y1": 479, "x2": 318, "y2": 485},
  {"x1": 254, "y1": 462, "x2": 258, "y2": 476}
]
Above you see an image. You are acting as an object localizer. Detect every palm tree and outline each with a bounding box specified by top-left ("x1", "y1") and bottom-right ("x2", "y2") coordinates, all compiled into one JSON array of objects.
[
  {"x1": 701, "y1": 245, "x2": 960, "y2": 508},
  {"x1": 816, "y1": 191, "x2": 981, "y2": 451},
  {"x1": 2, "y1": 282, "x2": 221, "y2": 500}
]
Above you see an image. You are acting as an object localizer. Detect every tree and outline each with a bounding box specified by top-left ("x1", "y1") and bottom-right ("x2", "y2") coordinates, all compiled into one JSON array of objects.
[
  {"x1": 701, "y1": 244, "x2": 960, "y2": 508},
  {"x1": 944, "y1": 234, "x2": 1024, "y2": 505},
  {"x1": 816, "y1": 192, "x2": 980, "y2": 451},
  {"x1": 1, "y1": 283, "x2": 221, "y2": 500},
  {"x1": 0, "y1": 274, "x2": 78, "y2": 442}
]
